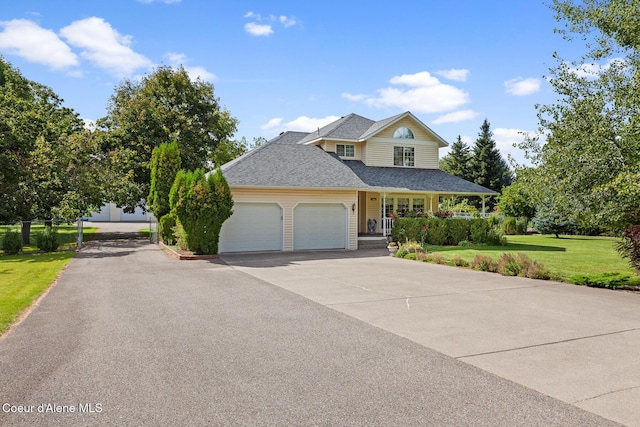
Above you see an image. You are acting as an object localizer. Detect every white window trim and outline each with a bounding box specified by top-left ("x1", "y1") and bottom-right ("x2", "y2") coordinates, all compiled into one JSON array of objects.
[
  {"x1": 393, "y1": 146, "x2": 415, "y2": 167},
  {"x1": 336, "y1": 144, "x2": 355, "y2": 157}
]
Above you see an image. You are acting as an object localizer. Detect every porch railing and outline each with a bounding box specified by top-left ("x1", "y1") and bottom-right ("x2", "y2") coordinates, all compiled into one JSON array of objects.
[{"x1": 382, "y1": 217, "x2": 394, "y2": 237}]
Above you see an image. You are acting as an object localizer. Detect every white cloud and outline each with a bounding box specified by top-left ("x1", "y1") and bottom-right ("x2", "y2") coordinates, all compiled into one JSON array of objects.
[
  {"x1": 504, "y1": 77, "x2": 541, "y2": 96},
  {"x1": 261, "y1": 118, "x2": 283, "y2": 130},
  {"x1": 279, "y1": 16, "x2": 297, "y2": 28},
  {"x1": 60, "y1": 17, "x2": 152, "y2": 77},
  {"x1": 493, "y1": 128, "x2": 536, "y2": 165},
  {"x1": 243, "y1": 11, "x2": 297, "y2": 35},
  {"x1": 341, "y1": 92, "x2": 367, "y2": 102},
  {"x1": 244, "y1": 22, "x2": 273, "y2": 36},
  {"x1": 431, "y1": 109, "x2": 478, "y2": 124},
  {"x1": 261, "y1": 115, "x2": 341, "y2": 135},
  {"x1": 436, "y1": 69, "x2": 469, "y2": 82},
  {"x1": 345, "y1": 71, "x2": 469, "y2": 114},
  {"x1": 0, "y1": 19, "x2": 78, "y2": 70},
  {"x1": 568, "y1": 57, "x2": 626, "y2": 78},
  {"x1": 244, "y1": 11, "x2": 260, "y2": 19},
  {"x1": 165, "y1": 52, "x2": 216, "y2": 81}
]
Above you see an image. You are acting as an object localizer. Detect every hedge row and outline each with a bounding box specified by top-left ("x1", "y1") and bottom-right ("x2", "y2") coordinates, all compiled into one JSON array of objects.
[{"x1": 390, "y1": 217, "x2": 505, "y2": 246}]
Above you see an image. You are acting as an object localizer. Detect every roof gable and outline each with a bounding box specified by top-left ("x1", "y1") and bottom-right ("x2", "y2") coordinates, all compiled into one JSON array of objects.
[
  {"x1": 362, "y1": 112, "x2": 449, "y2": 147},
  {"x1": 295, "y1": 111, "x2": 448, "y2": 147}
]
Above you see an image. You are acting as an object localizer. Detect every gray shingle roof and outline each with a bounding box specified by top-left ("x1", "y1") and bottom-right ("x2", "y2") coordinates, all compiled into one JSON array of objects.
[
  {"x1": 221, "y1": 138, "x2": 366, "y2": 188},
  {"x1": 298, "y1": 113, "x2": 375, "y2": 144},
  {"x1": 221, "y1": 114, "x2": 494, "y2": 195},
  {"x1": 342, "y1": 161, "x2": 497, "y2": 195}
]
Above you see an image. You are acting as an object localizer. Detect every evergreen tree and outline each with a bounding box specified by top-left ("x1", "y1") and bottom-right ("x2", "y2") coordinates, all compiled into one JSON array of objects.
[
  {"x1": 440, "y1": 136, "x2": 472, "y2": 181},
  {"x1": 470, "y1": 119, "x2": 512, "y2": 192},
  {"x1": 148, "y1": 141, "x2": 181, "y2": 219},
  {"x1": 169, "y1": 168, "x2": 233, "y2": 255},
  {"x1": 533, "y1": 200, "x2": 577, "y2": 238}
]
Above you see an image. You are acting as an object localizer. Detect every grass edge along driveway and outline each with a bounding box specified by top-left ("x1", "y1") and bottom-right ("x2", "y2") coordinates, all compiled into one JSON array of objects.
[
  {"x1": 425, "y1": 234, "x2": 638, "y2": 279},
  {"x1": 0, "y1": 251, "x2": 75, "y2": 335},
  {"x1": 0, "y1": 226, "x2": 97, "y2": 336}
]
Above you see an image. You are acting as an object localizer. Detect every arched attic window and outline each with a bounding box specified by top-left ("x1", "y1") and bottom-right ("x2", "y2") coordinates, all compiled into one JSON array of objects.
[{"x1": 393, "y1": 127, "x2": 414, "y2": 139}]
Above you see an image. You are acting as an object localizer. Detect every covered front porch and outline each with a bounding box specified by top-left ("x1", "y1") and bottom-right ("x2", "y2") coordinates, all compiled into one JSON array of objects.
[{"x1": 357, "y1": 191, "x2": 489, "y2": 237}]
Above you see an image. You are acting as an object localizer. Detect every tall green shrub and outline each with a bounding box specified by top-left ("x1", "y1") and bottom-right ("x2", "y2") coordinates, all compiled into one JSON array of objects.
[
  {"x1": 470, "y1": 219, "x2": 490, "y2": 243},
  {"x1": 159, "y1": 213, "x2": 177, "y2": 245},
  {"x1": 35, "y1": 226, "x2": 60, "y2": 252},
  {"x1": 169, "y1": 168, "x2": 233, "y2": 254},
  {"x1": 426, "y1": 218, "x2": 448, "y2": 246},
  {"x1": 390, "y1": 218, "x2": 424, "y2": 243},
  {"x1": 502, "y1": 216, "x2": 517, "y2": 235},
  {"x1": 1, "y1": 228, "x2": 22, "y2": 255},
  {"x1": 148, "y1": 141, "x2": 181, "y2": 219},
  {"x1": 447, "y1": 219, "x2": 470, "y2": 245}
]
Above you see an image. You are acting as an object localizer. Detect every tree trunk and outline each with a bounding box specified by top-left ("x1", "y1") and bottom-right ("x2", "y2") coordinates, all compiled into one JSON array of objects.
[{"x1": 21, "y1": 221, "x2": 31, "y2": 245}]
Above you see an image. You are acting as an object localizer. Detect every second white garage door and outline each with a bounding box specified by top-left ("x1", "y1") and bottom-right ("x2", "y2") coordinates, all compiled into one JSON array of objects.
[
  {"x1": 293, "y1": 203, "x2": 347, "y2": 250},
  {"x1": 219, "y1": 203, "x2": 283, "y2": 253}
]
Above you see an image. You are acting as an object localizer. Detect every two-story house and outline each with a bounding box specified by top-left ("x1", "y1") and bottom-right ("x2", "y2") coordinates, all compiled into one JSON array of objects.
[{"x1": 218, "y1": 111, "x2": 496, "y2": 253}]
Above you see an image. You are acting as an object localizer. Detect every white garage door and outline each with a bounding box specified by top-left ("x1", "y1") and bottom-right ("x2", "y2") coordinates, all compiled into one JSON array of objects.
[
  {"x1": 219, "y1": 203, "x2": 283, "y2": 253},
  {"x1": 294, "y1": 203, "x2": 347, "y2": 250}
]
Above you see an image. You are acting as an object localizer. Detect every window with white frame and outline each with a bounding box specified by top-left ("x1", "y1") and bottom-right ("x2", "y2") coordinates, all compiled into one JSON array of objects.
[
  {"x1": 397, "y1": 198, "x2": 410, "y2": 216},
  {"x1": 412, "y1": 198, "x2": 425, "y2": 214},
  {"x1": 393, "y1": 127, "x2": 414, "y2": 139},
  {"x1": 393, "y1": 146, "x2": 415, "y2": 167},
  {"x1": 336, "y1": 144, "x2": 355, "y2": 157}
]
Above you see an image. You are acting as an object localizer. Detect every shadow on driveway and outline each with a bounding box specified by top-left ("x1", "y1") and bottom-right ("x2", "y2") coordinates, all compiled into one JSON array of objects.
[{"x1": 220, "y1": 248, "x2": 388, "y2": 268}]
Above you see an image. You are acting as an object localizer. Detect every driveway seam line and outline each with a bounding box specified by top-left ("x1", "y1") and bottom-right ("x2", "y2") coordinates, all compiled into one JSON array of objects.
[
  {"x1": 573, "y1": 385, "x2": 640, "y2": 404},
  {"x1": 455, "y1": 327, "x2": 640, "y2": 359}
]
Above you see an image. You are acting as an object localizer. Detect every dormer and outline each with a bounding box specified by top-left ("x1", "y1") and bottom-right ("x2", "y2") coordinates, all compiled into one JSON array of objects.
[{"x1": 297, "y1": 112, "x2": 448, "y2": 169}]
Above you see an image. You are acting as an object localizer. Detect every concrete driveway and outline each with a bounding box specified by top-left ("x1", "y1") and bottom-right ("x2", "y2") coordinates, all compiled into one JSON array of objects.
[{"x1": 221, "y1": 249, "x2": 640, "y2": 426}]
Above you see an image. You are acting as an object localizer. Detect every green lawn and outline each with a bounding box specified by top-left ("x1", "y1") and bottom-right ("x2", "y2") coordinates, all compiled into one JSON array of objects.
[
  {"x1": 0, "y1": 251, "x2": 76, "y2": 334},
  {"x1": 0, "y1": 225, "x2": 97, "y2": 335},
  {"x1": 424, "y1": 234, "x2": 638, "y2": 279}
]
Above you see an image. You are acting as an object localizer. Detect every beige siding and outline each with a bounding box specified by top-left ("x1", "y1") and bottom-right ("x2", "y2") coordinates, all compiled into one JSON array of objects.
[
  {"x1": 323, "y1": 141, "x2": 362, "y2": 161},
  {"x1": 363, "y1": 139, "x2": 439, "y2": 168},
  {"x1": 229, "y1": 187, "x2": 358, "y2": 251},
  {"x1": 365, "y1": 192, "x2": 382, "y2": 233},
  {"x1": 376, "y1": 117, "x2": 434, "y2": 140}
]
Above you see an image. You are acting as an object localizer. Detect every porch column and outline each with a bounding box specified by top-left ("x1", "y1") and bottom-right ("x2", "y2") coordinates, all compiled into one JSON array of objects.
[
  {"x1": 429, "y1": 194, "x2": 433, "y2": 213},
  {"x1": 482, "y1": 196, "x2": 486, "y2": 218},
  {"x1": 382, "y1": 193, "x2": 387, "y2": 236}
]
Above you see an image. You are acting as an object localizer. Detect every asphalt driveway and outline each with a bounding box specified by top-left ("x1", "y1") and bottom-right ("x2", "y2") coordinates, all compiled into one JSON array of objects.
[
  {"x1": 221, "y1": 249, "x2": 640, "y2": 426},
  {"x1": 0, "y1": 239, "x2": 619, "y2": 426}
]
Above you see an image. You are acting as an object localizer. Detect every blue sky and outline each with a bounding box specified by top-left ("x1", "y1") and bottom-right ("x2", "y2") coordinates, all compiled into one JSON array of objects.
[{"x1": 0, "y1": 0, "x2": 581, "y2": 164}]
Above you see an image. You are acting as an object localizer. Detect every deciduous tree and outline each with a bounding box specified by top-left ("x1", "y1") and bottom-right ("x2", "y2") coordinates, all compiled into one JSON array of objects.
[
  {"x1": 520, "y1": 0, "x2": 640, "y2": 231},
  {"x1": 98, "y1": 66, "x2": 238, "y2": 211},
  {"x1": 0, "y1": 57, "x2": 95, "y2": 229}
]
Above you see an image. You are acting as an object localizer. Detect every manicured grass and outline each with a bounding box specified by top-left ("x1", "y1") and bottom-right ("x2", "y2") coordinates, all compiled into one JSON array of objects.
[
  {"x1": 424, "y1": 234, "x2": 638, "y2": 279},
  {"x1": 0, "y1": 251, "x2": 76, "y2": 334},
  {"x1": 0, "y1": 224, "x2": 97, "y2": 335}
]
